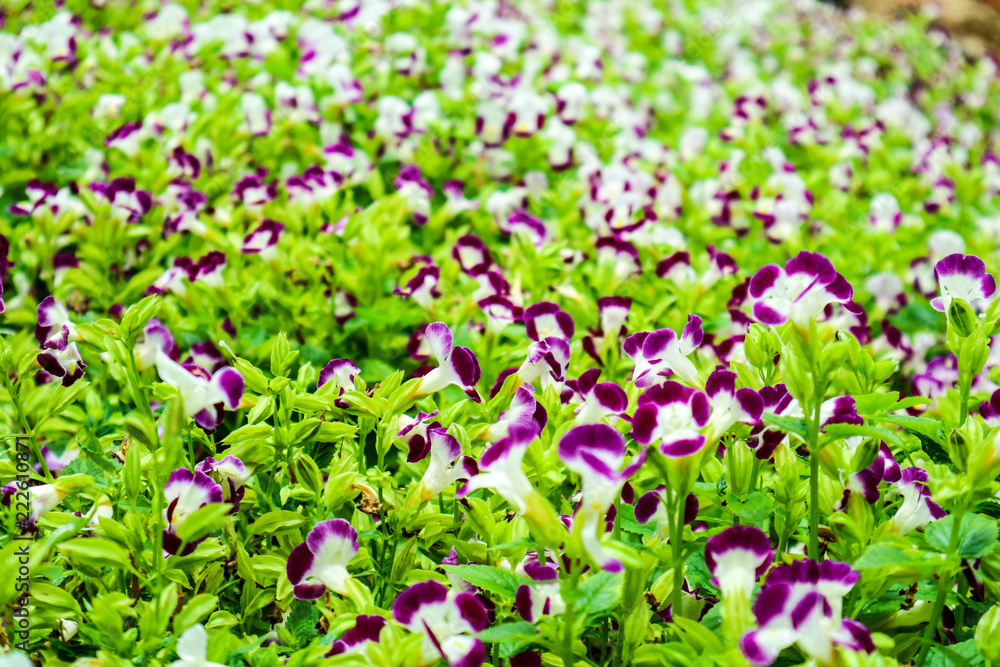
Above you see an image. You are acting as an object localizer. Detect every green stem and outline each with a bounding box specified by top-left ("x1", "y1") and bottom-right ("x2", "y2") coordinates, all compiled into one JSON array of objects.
[
  {"x1": 4, "y1": 375, "x2": 52, "y2": 481},
  {"x1": 563, "y1": 563, "x2": 581, "y2": 667},
  {"x1": 958, "y1": 373, "x2": 971, "y2": 427},
  {"x1": 808, "y1": 400, "x2": 822, "y2": 561},
  {"x1": 916, "y1": 512, "x2": 964, "y2": 667}
]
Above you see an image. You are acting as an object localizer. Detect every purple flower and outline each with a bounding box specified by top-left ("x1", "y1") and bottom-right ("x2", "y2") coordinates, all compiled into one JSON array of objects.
[
  {"x1": 37, "y1": 343, "x2": 87, "y2": 387},
  {"x1": 90, "y1": 178, "x2": 153, "y2": 223},
  {"x1": 504, "y1": 210, "x2": 549, "y2": 247},
  {"x1": 134, "y1": 318, "x2": 180, "y2": 370},
  {"x1": 392, "y1": 580, "x2": 488, "y2": 667},
  {"x1": 241, "y1": 219, "x2": 284, "y2": 260},
  {"x1": 154, "y1": 349, "x2": 244, "y2": 431},
  {"x1": 185, "y1": 341, "x2": 226, "y2": 373},
  {"x1": 286, "y1": 519, "x2": 360, "y2": 599},
  {"x1": 415, "y1": 322, "x2": 482, "y2": 402},
  {"x1": 624, "y1": 315, "x2": 703, "y2": 388},
  {"x1": 36, "y1": 296, "x2": 76, "y2": 350},
  {"x1": 559, "y1": 423, "x2": 645, "y2": 571},
  {"x1": 479, "y1": 295, "x2": 523, "y2": 336},
  {"x1": 596, "y1": 237, "x2": 642, "y2": 279},
  {"x1": 981, "y1": 388, "x2": 1000, "y2": 426},
  {"x1": 194, "y1": 455, "x2": 249, "y2": 508},
  {"x1": 930, "y1": 253, "x2": 996, "y2": 312},
  {"x1": 162, "y1": 469, "x2": 224, "y2": 556},
  {"x1": 484, "y1": 386, "x2": 547, "y2": 443},
  {"x1": 395, "y1": 165, "x2": 434, "y2": 225},
  {"x1": 564, "y1": 369, "x2": 628, "y2": 424},
  {"x1": 892, "y1": 468, "x2": 946, "y2": 535},
  {"x1": 394, "y1": 264, "x2": 441, "y2": 308},
  {"x1": 232, "y1": 169, "x2": 279, "y2": 209},
  {"x1": 318, "y1": 358, "x2": 360, "y2": 394},
  {"x1": 749, "y1": 251, "x2": 854, "y2": 328},
  {"x1": 241, "y1": 91, "x2": 272, "y2": 137},
  {"x1": 705, "y1": 369, "x2": 764, "y2": 437},
  {"x1": 632, "y1": 381, "x2": 710, "y2": 457},
  {"x1": 705, "y1": 525, "x2": 773, "y2": 598},
  {"x1": 515, "y1": 555, "x2": 565, "y2": 622},
  {"x1": 741, "y1": 559, "x2": 872, "y2": 666},
  {"x1": 409, "y1": 427, "x2": 477, "y2": 503},
  {"x1": 8, "y1": 179, "x2": 57, "y2": 217},
  {"x1": 517, "y1": 336, "x2": 570, "y2": 389},
  {"x1": 459, "y1": 421, "x2": 541, "y2": 517},
  {"x1": 635, "y1": 488, "x2": 699, "y2": 539},
  {"x1": 523, "y1": 301, "x2": 574, "y2": 342},
  {"x1": 452, "y1": 235, "x2": 493, "y2": 276},
  {"x1": 326, "y1": 615, "x2": 385, "y2": 658}
]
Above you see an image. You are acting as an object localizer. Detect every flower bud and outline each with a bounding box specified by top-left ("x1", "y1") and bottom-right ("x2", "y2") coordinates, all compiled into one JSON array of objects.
[
  {"x1": 723, "y1": 440, "x2": 755, "y2": 497},
  {"x1": 948, "y1": 298, "x2": 976, "y2": 339}
]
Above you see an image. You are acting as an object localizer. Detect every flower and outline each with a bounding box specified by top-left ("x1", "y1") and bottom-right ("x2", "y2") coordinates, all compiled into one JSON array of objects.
[
  {"x1": 704, "y1": 525, "x2": 773, "y2": 599},
  {"x1": 409, "y1": 427, "x2": 478, "y2": 503},
  {"x1": 515, "y1": 555, "x2": 565, "y2": 622},
  {"x1": 749, "y1": 251, "x2": 855, "y2": 327},
  {"x1": 741, "y1": 559, "x2": 873, "y2": 666},
  {"x1": 930, "y1": 253, "x2": 996, "y2": 312},
  {"x1": 286, "y1": 519, "x2": 360, "y2": 599},
  {"x1": 194, "y1": 455, "x2": 249, "y2": 508},
  {"x1": 634, "y1": 488, "x2": 699, "y2": 540},
  {"x1": 459, "y1": 420, "x2": 541, "y2": 516},
  {"x1": 892, "y1": 467, "x2": 946, "y2": 535},
  {"x1": 631, "y1": 381, "x2": 711, "y2": 457},
  {"x1": 523, "y1": 301, "x2": 574, "y2": 341},
  {"x1": 414, "y1": 322, "x2": 482, "y2": 402},
  {"x1": 162, "y1": 469, "x2": 224, "y2": 555},
  {"x1": 517, "y1": 336, "x2": 571, "y2": 389},
  {"x1": 318, "y1": 358, "x2": 360, "y2": 393},
  {"x1": 705, "y1": 369, "x2": 763, "y2": 437},
  {"x1": 134, "y1": 318, "x2": 180, "y2": 370},
  {"x1": 35, "y1": 296, "x2": 76, "y2": 350},
  {"x1": 241, "y1": 219, "x2": 284, "y2": 260},
  {"x1": 559, "y1": 423, "x2": 645, "y2": 571},
  {"x1": 393, "y1": 580, "x2": 488, "y2": 667},
  {"x1": 154, "y1": 349, "x2": 244, "y2": 431},
  {"x1": 564, "y1": 369, "x2": 628, "y2": 424},
  {"x1": 326, "y1": 615, "x2": 385, "y2": 658},
  {"x1": 1, "y1": 483, "x2": 66, "y2": 531},
  {"x1": 624, "y1": 315, "x2": 703, "y2": 388},
  {"x1": 169, "y1": 625, "x2": 225, "y2": 667}
]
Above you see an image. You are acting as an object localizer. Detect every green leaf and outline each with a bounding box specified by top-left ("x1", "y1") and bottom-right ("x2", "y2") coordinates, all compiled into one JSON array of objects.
[
  {"x1": 619, "y1": 502, "x2": 655, "y2": 536},
  {"x1": 761, "y1": 413, "x2": 808, "y2": 440},
  {"x1": 176, "y1": 503, "x2": 232, "y2": 544},
  {"x1": 47, "y1": 380, "x2": 90, "y2": 415},
  {"x1": 58, "y1": 538, "x2": 132, "y2": 571},
  {"x1": 854, "y1": 545, "x2": 914, "y2": 569},
  {"x1": 926, "y1": 514, "x2": 998, "y2": 559},
  {"x1": 478, "y1": 622, "x2": 536, "y2": 643},
  {"x1": 726, "y1": 491, "x2": 773, "y2": 525},
  {"x1": 250, "y1": 510, "x2": 307, "y2": 535},
  {"x1": 854, "y1": 392, "x2": 900, "y2": 415},
  {"x1": 441, "y1": 565, "x2": 522, "y2": 598},
  {"x1": 173, "y1": 594, "x2": 219, "y2": 635},
  {"x1": 575, "y1": 571, "x2": 623, "y2": 615},
  {"x1": 822, "y1": 423, "x2": 903, "y2": 447}
]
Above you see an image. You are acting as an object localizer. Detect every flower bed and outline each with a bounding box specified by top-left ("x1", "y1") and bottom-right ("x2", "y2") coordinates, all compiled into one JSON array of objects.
[{"x1": 2, "y1": 1, "x2": 1000, "y2": 666}]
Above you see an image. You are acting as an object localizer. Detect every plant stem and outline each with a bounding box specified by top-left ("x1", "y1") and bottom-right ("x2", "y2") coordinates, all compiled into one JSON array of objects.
[
  {"x1": 4, "y1": 375, "x2": 53, "y2": 481},
  {"x1": 563, "y1": 563, "x2": 581, "y2": 667},
  {"x1": 808, "y1": 400, "x2": 822, "y2": 561},
  {"x1": 915, "y1": 512, "x2": 964, "y2": 667}
]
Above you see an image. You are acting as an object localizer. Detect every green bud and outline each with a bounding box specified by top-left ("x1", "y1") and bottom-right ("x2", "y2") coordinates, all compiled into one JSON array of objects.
[
  {"x1": 976, "y1": 605, "x2": 1000, "y2": 662},
  {"x1": 985, "y1": 297, "x2": 1000, "y2": 337},
  {"x1": 948, "y1": 298, "x2": 976, "y2": 339},
  {"x1": 723, "y1": 440, "x2": 755, "y2": 497},
  {"x1": 270, "y1": 332, "x2": 292, "y2": 376},
  {"x1": 290, "y1": 453, "x2": 323, "y2": 498},
  {"x1": 957, "y1": 333, "x2": 990, "y2": 378}
]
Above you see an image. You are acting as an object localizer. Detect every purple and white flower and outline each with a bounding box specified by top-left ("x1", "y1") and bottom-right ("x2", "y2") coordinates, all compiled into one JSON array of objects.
[
  {"x1": 624, "y1": 315, "x2": 703, "y2": 388},
  {"x1": 162, "y1": 469, "x2": 224, "y2": 556},
  {"x1": 326, "y1": 615, "x2": 385, "y2": 658},
  {"x1": 241, "y1": 219, "x2": 284, "y2": 260},
  {"x1": 286, "y1": 519, "x2": 360, "y2": 599},
  {"x1": 564, "y1": 369, "x2": 629, "y2": 424},
  {"x1": 517, "y1": 336, "x2": 570, "y2": 389},
  {"x1": 154, "y1": 349, "x2": 244, "y2": 431},
  {"x1": 484, "y1": 386, "x2": 547, "y2": 443},
  {"x1": 749, "y1": 251, "x2": 855, "y2": 328},
  {"x1": 523, "y1": 302, "x2": 574, "y2": 342},
  {"x1": 194, "y1": 455, "x2": 249, "y2": 508},
  {"x1": 705, "y1": 525, "x2": 773, "y2": 598},
  {"x1": 409, "y1": 427, "x2": 478, "y2": 503},
  {"x1": 705, "y1": 369, "x2": 763, "y2": 438},
  {"x1": 394, "y1": 265, "x2": 441, "y2": 308},
  {"x1": 634, "y1": 488, "x2": 699, "y2": 540},
  {"x1": 459, "y1": 421, "x2": 542, "y2": 517},
  {"x1": 930, "y1": 253, "x2": 996, "y2": 312},
  {"x1": 892, "y1": 468, "x2": 946, "y2": 535},
  {"x1": 741, "y1": 559, "x2": 873, "y2": 666},
  {"x1": 241, "y1": 91, "x2": 272, "y2": 137},
  {"x1": 395, "y1": 165, "x2": 434, "y2": 225},
  {"x1": 632, "y1": 381, "x2": 711, "y2": 457},
  {"x1": 318, "y1": 358, "x2": 360, "y2": 394},
  {"x1": 393, "y1": 580, "x2": 488, "y2": 667},
  {"x1": 35, "y1": 296, "x2": 77, "y2": 351},
  {"x1": 134, "y1": 318, "x2": 180, "y2": 370},
  {"x1": 515, "y1": 555, "x2": 565, "y2": 622},
  {"x1": 981, "y1": 388, "x2": 1000, "y2": 426},
  {"x1": 37, "y1": 343, "x2": 87, "y2": 387},
  {"x1": 559, "y1": 424, "x2": 645, "y2": 571},
  {"x1": 415, "y1": 322, "x2": 482, "y2": 402}
]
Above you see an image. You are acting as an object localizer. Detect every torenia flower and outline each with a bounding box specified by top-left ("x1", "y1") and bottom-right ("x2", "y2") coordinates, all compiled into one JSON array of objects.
[
  {"x1": 35, "y1": 296, "x2": 76, "y2": 350},
  {"x1": 241, "y1": 91, "x2": 271, "y2": 137},
  {"x1": 705, "y1": 370, "x2": 763, "y2": 438},
  {"x1": 741, "y1": 560, "x2": 873, "y2": 666},
  {"x1": 459, "y1": 421, "x2": 541, "y2": 516},
  {"x1": 170, "y1": 625, "x2": 225, "y2": 667},
  {"x1": 632, "y1": 381, "x2": 710, "y2": 457},
  {"x1": 318, "y1": 358, "x2": 360, "y2": 394},
  {"x1": 704, "y1": 525, "x2": 773, "y2": 599},
  {"x1": 515, "y1": 555, "x2": 565, "y2": 622},
  {"x1": 930, "y1": 253, "x2": 996, "y2": 312},
  {"x1": 134, "y1": 318, "x2": 180, "y2": 370},
  {"x1": 517, "y1": 336, "x2": 570, "y2": 389},
  {"x1": 634, "y1": 488, "x2": 698, "y2": 540},
  {"x1": 286, "y1": 519, "x2": 360, "y2": 599},
  {"x1": 409, "y1": 427, "x2": 478, "y2": 503},
  {"x1": 162, "y1": 469, "x2": 224, "y2": 555},
  {"x1": 326, "y1": 615, "x2": 385, "y2": 658},
  {"x1": 393, "y1": 580, "x2": 488, "y2": 667},
  {"x1": 485, "y1": 386, "x2": 547, "y2": 443},
  {"x1": 559, "y1": 424, "x2": 645, "y2": 572},
  {"x1": 154, "y1": 349, "x2": 244, "y2": 431},
  {"x1": 749, "y1": 251, "x2": 855, "y2": 328},
  {"x1": 37, "y1": 343, "x2": 87, "y2": 387},
  {"x1": 195, "y1": 455, "x2": 249, "y2": 509},
  {"x1": 564, "y1": 369, "x2": 628, "y2": 424},
  {"x1": 241, "y1": 219, "x2": 284, "y2": 260},
  {"x1": 624, "y1": 315, "x2": 703, "y2": 388},
  {"x1": 523, "y1": 301, "x2": 575, "y2": 341},
  {"x1": 2, "y1": 483, "x2": 67, "y2": 531},
  {"x1": 981, "y1": 388, "x2": 1000, "y2": 426},
  {"x1": 414, "y1": 322, "x2": 482, "y2": 402},
  {"x1": 891, "y1": 468, "x2": 946, "y2": 535}
]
